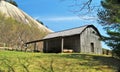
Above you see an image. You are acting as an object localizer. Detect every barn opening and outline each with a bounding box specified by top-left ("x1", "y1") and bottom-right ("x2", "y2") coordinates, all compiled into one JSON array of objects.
[
  {"x1": 64, "y1": 35, "x2": 80, "y2": 53},
  {"x1": 91, "y1": 43, "x2": 94, "y2": 52},
  {"x1": 43, "y1": 38, "x2": 62, "y2": 53},
  {"x1": 43, "y1": 35, "x2": 80, "y2": 53}
]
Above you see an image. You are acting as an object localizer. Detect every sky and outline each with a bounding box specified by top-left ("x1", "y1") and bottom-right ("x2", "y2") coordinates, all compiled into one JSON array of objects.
[{"x1": 14, "y1": 0, "x2": 109, "y2": 49}]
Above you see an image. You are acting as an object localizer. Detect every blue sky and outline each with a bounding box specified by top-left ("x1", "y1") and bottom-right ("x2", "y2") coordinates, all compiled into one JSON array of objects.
[{"x1": 14, "y1": 0, "x2": 109, "y2": 49}]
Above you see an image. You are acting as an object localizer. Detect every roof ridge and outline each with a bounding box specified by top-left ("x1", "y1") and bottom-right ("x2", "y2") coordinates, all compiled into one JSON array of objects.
[{"x1": 49, "y1": 24, "x2": 92, "y2": 34}]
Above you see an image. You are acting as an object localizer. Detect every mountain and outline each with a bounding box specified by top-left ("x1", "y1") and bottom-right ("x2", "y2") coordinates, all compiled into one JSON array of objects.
[
  {"x1": 0, "y1": 0, "x2": 52, "y2": 32},
  {"x1": 0, "y1": 0, "x2": 52, "y2": 51}
]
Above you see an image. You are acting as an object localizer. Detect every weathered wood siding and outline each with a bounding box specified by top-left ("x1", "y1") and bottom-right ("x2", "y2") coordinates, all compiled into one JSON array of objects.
[
  {"x1": 64, "y1": 35, "x2": 80, "y2": 52},
  {"x1": 80, "y1": 27, "x2": 102, "y2": 54},
  {"x1": 36, "y1": 42, "x2": 43, "y2": 52}
]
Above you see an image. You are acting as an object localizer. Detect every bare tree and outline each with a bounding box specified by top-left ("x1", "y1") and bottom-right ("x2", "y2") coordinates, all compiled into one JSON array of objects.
[
  {"x1": 60, "y1": 0, "x2": 101, "y2": 16},
  {"x1": 0, "y1": 13, "x2": 47, "y2": 51}
]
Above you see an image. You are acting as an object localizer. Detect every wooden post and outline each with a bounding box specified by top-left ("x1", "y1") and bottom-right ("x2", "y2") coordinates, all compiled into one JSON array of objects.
[
  {"x1": 3, "y1": 43, "x2": 5, "y2": 47},
  {"x1": 46, "y1": 40, "x2": 48, "y2": 52},
  {"x1": 34, "y1": 43, "x2": 36, "y2": 52},
  {"x1": 61, "y1": 37, "x2": 64, "y2": 53},
  {"x1": 79, "y1": 34, "x2": 81, "y2": 53}
]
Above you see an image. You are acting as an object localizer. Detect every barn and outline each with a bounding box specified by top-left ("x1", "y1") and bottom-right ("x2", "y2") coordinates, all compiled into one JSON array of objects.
[
  {"x1": 42, "y1": 25, "x2": 102, "y2": 54},
  {"x1": 25, "y1": 25, "x2": 102, "y2": 54}
]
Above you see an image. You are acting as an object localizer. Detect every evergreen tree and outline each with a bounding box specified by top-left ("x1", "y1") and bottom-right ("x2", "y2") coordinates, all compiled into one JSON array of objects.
[
  {"x1": 97, "y1": 0, "x2": 120, "y2": 58},
  {"x1": 5, "y1": 0, "x2": 18, "y2": 7},
  {"x1": 98, "y1": 0, "x2": 120, "y2": 25}
]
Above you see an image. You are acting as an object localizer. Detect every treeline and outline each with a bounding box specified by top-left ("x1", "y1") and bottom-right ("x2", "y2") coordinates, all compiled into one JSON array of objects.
[
  {"x1": 102, "y1": 48, "x2": 112, "y2": 55},
  {"x1": 0, "y1": 13, "x2": 48, "y2": 51}
]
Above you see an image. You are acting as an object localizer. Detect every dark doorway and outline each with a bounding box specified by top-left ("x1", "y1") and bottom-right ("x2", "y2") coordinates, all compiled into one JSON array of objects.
[{"x1": 91, "y1": 43, "x2": 94, "y2": 52}]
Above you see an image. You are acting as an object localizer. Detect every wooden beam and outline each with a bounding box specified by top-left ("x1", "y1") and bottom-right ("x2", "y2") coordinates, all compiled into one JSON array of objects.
[{"x1": 61, "y1": 37, "x2": 64, "y2": 53}]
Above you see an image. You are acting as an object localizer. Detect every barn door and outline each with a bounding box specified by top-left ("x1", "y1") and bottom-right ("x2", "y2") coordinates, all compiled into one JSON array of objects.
[{"x1": 91, "y1": 43, "x2": 94, "y2": 53}]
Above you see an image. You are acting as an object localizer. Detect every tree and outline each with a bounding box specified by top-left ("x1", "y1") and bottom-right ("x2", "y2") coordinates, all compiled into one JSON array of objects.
[
  {"x1": 0, "y1": 13, "x2": 47, "y2": 51},
  {"x1": 102, "y1": 26, "x2": 120, "y2": 58},
  {"x1": 61, "y1": 0, "x2": 96, "y2": 15},
  {"x1": 98, "y1": 0, "x2": 120, "y2": 25},
  {"x1": 97, "y1": 0, "x2": 120, "y2": 58},
  {"x1": 36, "y1": 19, "x2": 44, "y2": 25},
  {"x1": 5, "y1": 0, "x2": 18, "y2": 7}
]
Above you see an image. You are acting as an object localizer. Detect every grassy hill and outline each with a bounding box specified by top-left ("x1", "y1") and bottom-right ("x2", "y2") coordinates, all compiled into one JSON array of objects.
[{"x1": 0, "y1": 51, "x2": 120, "y2": 72}]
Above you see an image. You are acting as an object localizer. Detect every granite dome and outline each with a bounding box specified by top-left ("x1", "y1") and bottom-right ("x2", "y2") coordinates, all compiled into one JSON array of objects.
[{"x1": 0, "y1": 0, "x2": 52, "y2": 32}]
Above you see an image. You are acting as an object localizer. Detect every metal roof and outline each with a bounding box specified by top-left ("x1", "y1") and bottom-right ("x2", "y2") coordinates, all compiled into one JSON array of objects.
[
  {"x1": 25, "y1": 25, "x2": 101, "y2": 44},
  {"x1": 43, "y1": 25, "x2": 99, "y2": 39}
]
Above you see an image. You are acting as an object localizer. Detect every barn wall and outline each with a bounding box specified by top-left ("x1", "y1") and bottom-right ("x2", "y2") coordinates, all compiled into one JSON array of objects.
[
  {"x1": 64, "y1": 35, "x2": 80, "y2": 52},
  {"x1": 80, "y1": 27, "x2": 102, "y2": 54},
  {"x1": 36, "y1": 42, "x2": 43, "y2": 52},
  {"x1": 43, "y1": 38, "x2": 61, "y2": 53}
]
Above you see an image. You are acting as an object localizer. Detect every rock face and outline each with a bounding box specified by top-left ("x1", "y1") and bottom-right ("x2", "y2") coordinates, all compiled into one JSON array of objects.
[{"x1": 0, "y1": 0, "x2": 52, "y2": 32}]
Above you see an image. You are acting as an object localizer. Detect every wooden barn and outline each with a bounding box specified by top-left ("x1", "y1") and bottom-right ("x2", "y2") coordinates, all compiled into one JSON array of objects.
[
  {"x1": 25, "y1": 25, "x2": 102, "y2": 54},
  {"x1": 42, "y1": 25, "x2": 102, "y2": 54}
]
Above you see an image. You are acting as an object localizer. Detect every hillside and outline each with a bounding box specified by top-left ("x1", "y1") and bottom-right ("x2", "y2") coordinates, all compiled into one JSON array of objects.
[
  {"x1": 0, "y1": 0, "x2": 52, "y2": 32},
  {"x1": 0, "y1": 0, "x2": 52, "y2": 51},
  {"x1": 0, "y1": 14, "x2": 45, "y2": 51},
  {"x1": 0, "y1": 51, "x2": 120, "y2": 72}
]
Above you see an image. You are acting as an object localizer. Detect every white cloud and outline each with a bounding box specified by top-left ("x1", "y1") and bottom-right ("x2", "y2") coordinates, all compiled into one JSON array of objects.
[
  {"x1": 34, "y1": 16, "x2": 40, "y2": 20},
  {"x1": 34, "y1": 15, "x2": 98, "y2": 22},
  {"x1": 44, "y1": 16, "x2": 81, "y2": 21},
  {"x1": 79, "y1": 15, "x2": 98, "y2": 20}
]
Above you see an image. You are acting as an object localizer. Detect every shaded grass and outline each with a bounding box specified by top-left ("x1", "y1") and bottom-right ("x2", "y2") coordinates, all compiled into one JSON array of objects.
[{"x1": 0, "y1": 51, "x2": 120, "y2": 72}]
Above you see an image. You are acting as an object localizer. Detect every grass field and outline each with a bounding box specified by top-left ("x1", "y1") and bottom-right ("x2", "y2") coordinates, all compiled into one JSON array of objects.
[{"x1": 0, "y1": 50, "x2": 120, "y2": 72}]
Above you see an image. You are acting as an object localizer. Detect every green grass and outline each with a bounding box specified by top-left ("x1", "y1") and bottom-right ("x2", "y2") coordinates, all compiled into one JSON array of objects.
[{"x1": 0, "y1": 50, "x2": 120, "y2": 72}]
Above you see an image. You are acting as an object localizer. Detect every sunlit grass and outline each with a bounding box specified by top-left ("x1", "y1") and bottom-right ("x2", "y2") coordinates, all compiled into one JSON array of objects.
[{"x1": 0, "y1": 50, "x2": 120, "y2": 72}]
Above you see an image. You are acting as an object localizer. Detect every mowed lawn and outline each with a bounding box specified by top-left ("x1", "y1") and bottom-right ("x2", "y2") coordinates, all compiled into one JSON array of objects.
[{"x1": 0, "y1": 51, "x2": 120, "y2": 72}]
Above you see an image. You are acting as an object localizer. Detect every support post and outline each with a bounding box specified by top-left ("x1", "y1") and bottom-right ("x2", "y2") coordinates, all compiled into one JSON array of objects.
[
  {"x1": 3, "y1": 43, "x2": 5, "y2": 47},
  {"x1": 61, "y1": 37, "x2": 64, "y2": 53},
  {"x1": 34, "y1": 43, "x2": 36, "y2": 52},
  {"x1": 46, "y1": 40, "x2": 48, "y2": 52}
]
